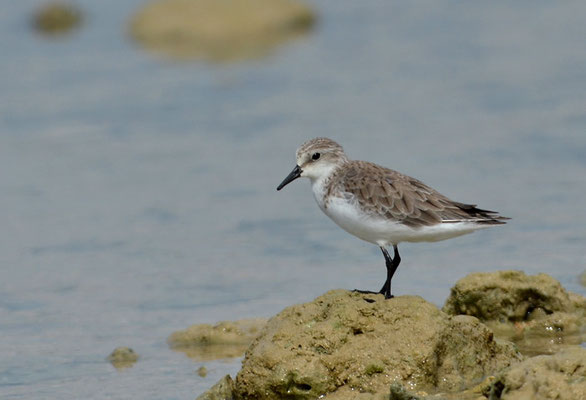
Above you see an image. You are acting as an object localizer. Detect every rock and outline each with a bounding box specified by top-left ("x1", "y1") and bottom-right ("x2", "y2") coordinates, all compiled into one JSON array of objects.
[
  {"x1": 128, "y1": 0, "x2": 316, "y2": 62},
  {"x1": 323, "y1": 383, "x2": 431, "y2": 400},
  {"x1": 197, "y1": 366, "x2": 208, "y2": 377},
  {"x1": 443, "y1": 271, "x2": 586, "y2": 356},
  {"x1": 443, "y1": 271, "x2": 574, "y2": 321},
  {"x1": 580, "y1": 270, "x2": 586, "y2": 287},
  {"x1": 233, "y1": 290, "x2": 521, "y2": 399},
  {"x1": 32, "y1": 2, "x2": 82, "y2": 35},
  {"x1": 486, "y1": 348, "x2": 586, "y2": 400},
  {"x1": 107, "y1": 347, "x2": 139, "y2": 369},
  {"x1": 168, "y1": 318, "x2": 267, "y2": 361},
  {"x1": 196, "y1": 375, "x2": 234, "y2": 400}
]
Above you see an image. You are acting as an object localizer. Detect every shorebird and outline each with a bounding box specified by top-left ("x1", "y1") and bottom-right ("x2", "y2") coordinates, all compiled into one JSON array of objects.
[{"x1": 276, "y1": 137, "x2": 509, "y2": 299}]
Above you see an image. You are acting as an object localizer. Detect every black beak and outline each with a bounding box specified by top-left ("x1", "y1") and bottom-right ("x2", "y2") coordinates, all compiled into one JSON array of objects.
[{"x1": 277, "y1": 165, "x2": 302, "y2": 191}]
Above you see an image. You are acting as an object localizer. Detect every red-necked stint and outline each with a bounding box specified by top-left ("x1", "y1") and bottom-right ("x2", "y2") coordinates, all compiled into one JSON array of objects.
[{"x1": 277, "y1": 137, "x2": 509, "y2": 299}]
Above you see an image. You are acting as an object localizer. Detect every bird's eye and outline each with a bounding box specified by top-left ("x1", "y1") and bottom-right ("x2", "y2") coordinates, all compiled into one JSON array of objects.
[{"x1": 312, "y1": 153, "x2": 320, "y2": 160}]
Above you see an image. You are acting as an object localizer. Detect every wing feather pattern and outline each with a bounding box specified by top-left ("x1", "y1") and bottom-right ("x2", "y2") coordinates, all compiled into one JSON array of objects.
[{"x1": 331, "y1": 161, "x2": 508, "y2": 228}]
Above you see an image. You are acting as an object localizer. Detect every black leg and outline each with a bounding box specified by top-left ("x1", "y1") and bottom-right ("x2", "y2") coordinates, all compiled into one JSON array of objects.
[{"x1": 378, "y1": 245, "x2": 401, "y2": 299}]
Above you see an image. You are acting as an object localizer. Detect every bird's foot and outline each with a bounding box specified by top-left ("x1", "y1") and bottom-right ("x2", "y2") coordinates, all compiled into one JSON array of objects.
[
  {"x1": 351, "y1": 289, "x2": 381, "y2": 303},
  {"x1": 352, "y1": 289, "x2": 380, "y2": 295},
  {"x1": 352, "y1": 288, "x2": 394, "y2": 300}
]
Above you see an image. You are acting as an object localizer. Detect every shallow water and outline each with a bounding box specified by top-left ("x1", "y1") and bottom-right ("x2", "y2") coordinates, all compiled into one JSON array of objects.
[{"x1": 1, "y1": 1, "x2": 585, "y2": 399}]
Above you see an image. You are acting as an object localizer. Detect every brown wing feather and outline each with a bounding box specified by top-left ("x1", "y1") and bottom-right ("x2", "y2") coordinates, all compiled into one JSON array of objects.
[{"x1": 334, "y1": 161, "x2": 508, "y2": 227}]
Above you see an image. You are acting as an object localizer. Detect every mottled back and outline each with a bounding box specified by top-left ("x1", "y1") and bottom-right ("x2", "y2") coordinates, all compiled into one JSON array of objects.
[{"x1": 327, "y1": 161, "x2": 507, "y2": 228}]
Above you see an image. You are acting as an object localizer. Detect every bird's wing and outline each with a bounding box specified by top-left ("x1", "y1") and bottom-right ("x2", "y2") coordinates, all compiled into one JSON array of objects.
[{"x1": 338, "y1": 161, "x2": 503, "y2": 227}]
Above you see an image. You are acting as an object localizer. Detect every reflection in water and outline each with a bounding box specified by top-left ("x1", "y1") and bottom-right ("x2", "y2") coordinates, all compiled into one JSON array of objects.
[
  {"x1": 172, "y1": 343, "x2": 250, "y2": 362},
  {"x1": 168, "y1": 319, "x2": 267, "y2": 361}
]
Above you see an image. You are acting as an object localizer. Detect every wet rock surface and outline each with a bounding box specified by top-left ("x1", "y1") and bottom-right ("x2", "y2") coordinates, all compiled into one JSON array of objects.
[
  {"x1": 233, "y1": 290, "x2": 520, "y2": 399},
  {"x1": 168, "y1": 318, "x2": 266, "y2": 361},
  {"x1": 196, "y1": 375, "x2": 234, "y2": 400},
  {"x1": 443, "y1": 270, "x2": 586, "y2": 356},
  {"x1": 128, "y1": 0, "x2": 316, "y2": 62},
  {"x1": 486, "y1": 347, "x2": 586, "y2": 400}
]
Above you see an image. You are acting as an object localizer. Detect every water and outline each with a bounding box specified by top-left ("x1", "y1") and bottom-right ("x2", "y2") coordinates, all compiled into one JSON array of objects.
[{"x1": 1, "y1": 1, "x2": 585, "y2": 398}]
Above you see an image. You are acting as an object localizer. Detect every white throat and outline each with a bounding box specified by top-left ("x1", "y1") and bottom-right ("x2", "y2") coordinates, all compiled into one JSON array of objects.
[{"x1": 308, "y1": 164, "x2": 339, "y2": 211}]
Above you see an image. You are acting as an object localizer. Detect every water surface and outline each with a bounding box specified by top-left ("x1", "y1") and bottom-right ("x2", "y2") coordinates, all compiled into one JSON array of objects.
[{"x1": 1, "y1": 1, "x2": 585, "y2": 399}]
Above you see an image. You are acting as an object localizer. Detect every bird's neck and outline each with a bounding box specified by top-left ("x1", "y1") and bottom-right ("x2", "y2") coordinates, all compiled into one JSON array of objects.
[{"x1": 310, "y1": 163, "x2": 341, "y2": 211}]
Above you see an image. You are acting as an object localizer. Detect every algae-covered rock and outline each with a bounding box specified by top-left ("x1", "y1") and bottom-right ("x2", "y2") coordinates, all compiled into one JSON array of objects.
[
  {"x1": 486, "y1": 348, "x2": 586, "y2": 400},
  {"x1": 168, "y1": 318, "x2": 266, "y2": 361},
  {"x1": 196, "y1": 375, "x2": 234, "y2": 400},
  {"x1": 32, "y1": 2, "x2": 83, "y2": 35},
  {"x1": 233, "y1": 290, "x2": 521, "y2": 399},
  {"x1": 443, "y1": 271, "x2": 574, "y2": 321},
  {"x1": 128, "y1": 0, "x2": 316, "y2": 62},
  {"x1": 107, "y1": 346, "x2": 139, "y2": 369},
  {"x1": 443, "y1": 271, "x2": 586, "y2": 356}
]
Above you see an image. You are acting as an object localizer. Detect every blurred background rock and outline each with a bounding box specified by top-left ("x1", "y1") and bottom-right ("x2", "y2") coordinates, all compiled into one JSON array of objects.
[
  {"x1": 128, "y1": 0, "x2": 316, "y2": 62},
  {"x1": 32, "y1": 1, "x2": 83, "y2": 36}
]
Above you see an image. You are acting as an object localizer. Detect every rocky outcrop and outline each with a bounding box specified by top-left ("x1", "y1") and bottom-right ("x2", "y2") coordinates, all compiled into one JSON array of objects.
[
  {"x1": 443, "y1": 270, "x2": 576, "y2": 321},
  {"x1": 195, "y1": 271, "x2": 586, "y2": 399},
  {"x1": 443, "y1": 270, "x2": 586, "y2": 356},
  {"x1": 233, "y1": 290, "x2": 520, "y2": 399}
]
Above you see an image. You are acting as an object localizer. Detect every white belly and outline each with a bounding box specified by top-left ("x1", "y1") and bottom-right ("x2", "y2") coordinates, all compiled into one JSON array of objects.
[{"x1": 320, "y1": 196, "x2": 484, "y2": 247}]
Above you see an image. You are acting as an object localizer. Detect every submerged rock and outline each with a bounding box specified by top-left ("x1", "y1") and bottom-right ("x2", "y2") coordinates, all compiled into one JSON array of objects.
[
  {"x1": 443, "y1": 270, "x2": 586, "y2": 356},
  {"x1": 486, "y1": 348, "x2": 586, "y2": 400},
  {"x1": 107, "y1": 346, "x2": 139, "y2": 369},
  {"x1": 128, "y1": 0, "x2": 316, "y2": 62},
  {"x1": 168, "y1": 318, "x2": 266, "y2": 361},
  {"x1": 233, "y1": 290, "x2": 521, "y2": 399},
  {"x1": 32, "y1": 2, "x2": 83, "y2": 35}
]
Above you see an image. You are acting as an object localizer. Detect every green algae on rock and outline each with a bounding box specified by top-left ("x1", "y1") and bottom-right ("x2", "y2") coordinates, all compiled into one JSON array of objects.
[
  {"x1": 107, "y1": 346, "x2": 139, "y2": 369},
  {"x1": 232, "y1": 290, "x2": 521, "y2": 399},
  {"x1": 128, "y1": 0, "x2": 316, "y2": 62},
  {"x1": 443, "y1": 270, "x2": 586, "y2": 356},
  {"x1": 443, "y1": 271, "x2": 574, "y2": 321},
  {"x1": 168, "y1": 318, "x2": 266, "y2": 361},
  {"x1": 32, "y1": 2, "x2": 83, "y2": 35}
]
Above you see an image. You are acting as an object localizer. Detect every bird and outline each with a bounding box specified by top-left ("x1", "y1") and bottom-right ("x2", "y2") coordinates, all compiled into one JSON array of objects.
[{"x1": 276, "y1": 137, "x2": 509, "y2": 299}]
